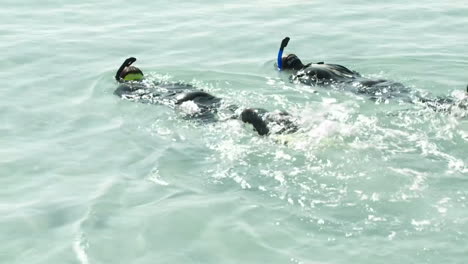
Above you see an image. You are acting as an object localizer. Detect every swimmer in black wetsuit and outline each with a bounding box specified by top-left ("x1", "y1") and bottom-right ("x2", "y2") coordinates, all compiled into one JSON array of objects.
[
  {"x1": 114, "y1": 57, "x2": 299, "y2": 135},
  {"x1": 114, "y1": 57, "x2": 221, "y2": 119},
  {"x1": 276, "y1": 37, "x2": 468, "y2": 112},
  {"x1": 276, "y1": 37, "x2": 410, "y2": 101}
]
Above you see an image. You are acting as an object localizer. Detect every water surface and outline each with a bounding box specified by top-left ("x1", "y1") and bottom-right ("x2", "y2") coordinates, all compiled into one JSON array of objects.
[{"x1": 1, "y1": 0, "x2": 467, "y2": 263}]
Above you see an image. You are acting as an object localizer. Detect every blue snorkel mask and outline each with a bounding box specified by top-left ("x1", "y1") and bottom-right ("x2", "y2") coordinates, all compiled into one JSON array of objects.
[{"x1": 277, "y1": 37, "x2": 290, "y2": 71}]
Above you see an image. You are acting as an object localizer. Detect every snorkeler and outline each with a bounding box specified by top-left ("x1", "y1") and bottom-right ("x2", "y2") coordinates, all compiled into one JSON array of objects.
[
  {"x1": 114, "y1": 57, "x2": 221, "y2": 119},
  {"x1": 114, "y1": 57, "x2": 299, "y2": 135},
  {"x1": 276, "y1": 37, "x2": 467, "y2": 112},
  {"x1": 277, "y1": 37, "x2": 411, "y2": 100}
]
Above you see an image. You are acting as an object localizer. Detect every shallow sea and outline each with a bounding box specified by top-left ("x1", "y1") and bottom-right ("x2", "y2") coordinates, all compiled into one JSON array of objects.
[{"x1": 1, "y1": 0, "x2": 467, "y2": 263}]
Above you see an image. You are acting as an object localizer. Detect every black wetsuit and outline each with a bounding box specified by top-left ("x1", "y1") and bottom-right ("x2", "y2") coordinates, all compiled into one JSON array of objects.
[
  {"x1": 240, "y1": 108, "x2": 298, "y2": 136},
  {"x1": 114, "y1": 81, "x2": 221, "y2": 120},
  {"x1": 291, "y1": 62, "x2": 468, "y2": 112},
  {"x1": 114, "y1": 81, "x2": 299, "y2": 135},
  {"x1": 292, "y1": 62, "x2": 411, "y2": 101}
]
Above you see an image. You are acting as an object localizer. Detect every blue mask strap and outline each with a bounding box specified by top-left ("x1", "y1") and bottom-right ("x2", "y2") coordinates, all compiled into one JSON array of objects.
[{"x1": 277, "y1": 37, "x2": 290, "y2": 71}]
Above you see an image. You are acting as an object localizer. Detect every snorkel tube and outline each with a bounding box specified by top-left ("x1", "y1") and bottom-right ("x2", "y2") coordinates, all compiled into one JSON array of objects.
[
  {"x1": 115, "y1": 57, "x2": 137, "y2": 81},
  {"x1": 277, "y1": 37, "x2": 290, "y2": 71}
]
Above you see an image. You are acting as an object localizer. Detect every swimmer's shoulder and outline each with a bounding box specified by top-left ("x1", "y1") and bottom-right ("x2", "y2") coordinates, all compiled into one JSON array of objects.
[
  {"x1": 175, "y1": 91, "x2": 220, "y2": 105},
  {"x1": 114, "y1": 82, "x2": 147, "y2": 97},
  {"x1": 114, "y1": 84, "x2": 133, "y2": 97},
  {"x1": 157, "y1": 82, "x2": 196, "y2": 91},
  {"x1": 302, "y1": 62, "x2": 359, "y2": 77}
]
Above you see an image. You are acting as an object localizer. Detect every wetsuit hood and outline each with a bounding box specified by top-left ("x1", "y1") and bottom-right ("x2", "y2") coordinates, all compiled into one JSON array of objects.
[
  {"x1": 120, "y1": 66, "x2": 144, "y2": 81},
  {"x1": 276, "y1": 37, "x2": 304, "y2": 71},
  {"x1": 282, "y1": 54, "x2": 305, "y2": 71},
  {"x1": 115, "y1": 57, "x2": 144, "y2": 82}
]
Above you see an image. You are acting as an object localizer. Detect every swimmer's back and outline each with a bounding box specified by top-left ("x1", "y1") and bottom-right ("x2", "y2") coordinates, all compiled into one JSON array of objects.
[{"x1": 294, "y1": 63, "x2": 359, "y2": 85}]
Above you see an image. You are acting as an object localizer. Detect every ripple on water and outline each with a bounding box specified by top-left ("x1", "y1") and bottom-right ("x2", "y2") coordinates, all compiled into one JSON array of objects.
[{"x1": 2, "y1": 1, "x2": 468, "y2": 262}]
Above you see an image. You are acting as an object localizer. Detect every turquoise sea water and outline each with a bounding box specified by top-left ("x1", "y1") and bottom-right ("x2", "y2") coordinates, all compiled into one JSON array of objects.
[{"x1": 1, "y1": 0, "x2": 467, "y2": 263}]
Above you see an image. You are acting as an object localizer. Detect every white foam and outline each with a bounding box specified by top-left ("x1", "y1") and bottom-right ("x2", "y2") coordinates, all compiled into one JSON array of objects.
[{"x1": 178, "y1": 100, "x2": 201, "y2": 115}]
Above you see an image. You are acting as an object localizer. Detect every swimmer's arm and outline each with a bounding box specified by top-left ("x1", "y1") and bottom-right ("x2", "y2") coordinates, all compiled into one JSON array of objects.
[
  {"x1": 241, "y1": 109, "x2": 270, "y2": 136},
  {"x1": 113, "y1": 84, "x2": 132, "y2": 97}
]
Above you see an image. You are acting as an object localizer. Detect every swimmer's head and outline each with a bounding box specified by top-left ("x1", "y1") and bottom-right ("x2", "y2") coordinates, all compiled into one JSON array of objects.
[
  {"x1": 115, "y1": 57, "x2": 144, "y2": 82},
  {"x1": 120, "y1": 66, "x2": 144, "y2": 81},
  {"x1": 281, "y1": 54, "x2": 304, "y2": 71}
]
